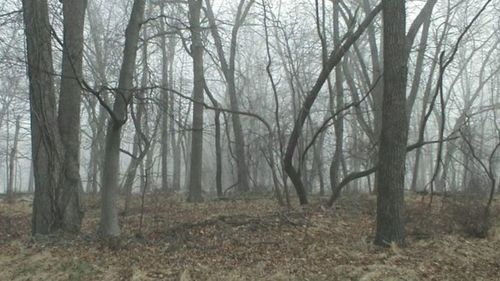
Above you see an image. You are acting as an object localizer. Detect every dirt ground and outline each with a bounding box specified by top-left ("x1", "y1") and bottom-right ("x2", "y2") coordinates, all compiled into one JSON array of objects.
[{"x1": 0, "y1": 193, "x2": 499, "y2": 281}]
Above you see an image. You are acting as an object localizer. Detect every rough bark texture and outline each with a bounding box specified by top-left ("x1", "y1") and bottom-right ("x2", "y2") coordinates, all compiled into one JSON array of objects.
[
  {"x1": 374, "y1": 0, "x2": 408, "y2": 247},
  {"x1": 58, "y1": 0, "x2": 87, "y2": 233},
  {"x1": 99, "y1": 0, "x2": 145, "y2": 238},
  {"x1": 22, "y1": 0, "x2": 63, "y2": 234},
  {"x1": 187, "y1": 0, "x2": 205, "y2": 203}
]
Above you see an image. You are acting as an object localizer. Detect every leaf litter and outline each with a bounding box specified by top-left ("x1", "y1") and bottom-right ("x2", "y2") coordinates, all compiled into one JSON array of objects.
[{"x1": 0, "y1": 193, "x2": 499, "y2": 280}]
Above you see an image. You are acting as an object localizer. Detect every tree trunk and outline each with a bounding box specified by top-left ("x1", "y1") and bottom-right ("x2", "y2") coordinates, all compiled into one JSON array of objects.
[
  {"x1": 123, "y1": 15, "x2": 151, "y2": 214},
  {"x1": 159, "y1": 2, "x2": 170, "y2": 192},
  {"x1": 122, "y1": 134, "x2": 141, "y2": 214},
  {"x1": 86, "y1": 5, "x2": 110, "y2": 195},
  {"x1": 91, "y1": 104, "x2": 107, "y2": 194},
  {"x1": 204, "y1": 85, "x2": 224, "y2": 198},
  {"x1": 215, "y1": 110, "x2": 223, "y2": 198},
  {"x1": 28, "y1": 161, "x2": 34, "y2": 193},
  {"x1": 204, "y1": 0, "x2": 253, "y2": 193},
  {"x1": 7, "y1": 116, "x2": 21, "y2": 202},
  {"x1": 329, "y1": 0, "x2": 345, "y2": 195},
  {"x1": 168, "y1": 38, "x2": 180, "y2": 191},
  {"x1": 22, "y1": 0, "x2": 64, "y2": 234},
  {"x1": 172, "y1": 139, "x2": 182, "y2": 191},
  {"x1": 374, "y1": 0, "x2": 408, "y2": 247},
  {"x1": 99, "y1": 0, "x2": 145, "y2": 238},
  {"x1": 57, "y1": 0, "x2": 87, "y2": 233},
  {"x1": 186, "y1": 0, "x2": 204, "y2": 203}
]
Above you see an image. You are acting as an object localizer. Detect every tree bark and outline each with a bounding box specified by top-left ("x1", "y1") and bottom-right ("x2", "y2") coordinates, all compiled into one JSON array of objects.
[
  {"x1": 186, "y1": 0, "x2": 205, "y2": 203},
  {"x1": 57, "y1": 0, "x2": 87, "y2": 233},
  {"x1": 374, "y1": 0, "x2": 408, "y2": 247},
  {"x1": 99, "y1": 0, "x2": 145, "y2": 238},
  {"x1": 22, "y1": 0, "x2": 64, "y2": 234}
]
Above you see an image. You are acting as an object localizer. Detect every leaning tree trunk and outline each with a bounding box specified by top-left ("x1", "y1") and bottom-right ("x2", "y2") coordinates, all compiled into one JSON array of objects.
[
  {"x1": 186, "y1": 0, "x2": 205, "y2": 203},
  {"x1": 99, "y1": 0, "x2": 145, "y2": 238},
  {"x1": 283, "y1": 4, "x2": 382, "y2": 205},
  {"x1": 374, "y1": 0, "x2": 409, "y2": 247},
  {"x1": 22, "y1": 0, "x2": 64, "y2": 234}
]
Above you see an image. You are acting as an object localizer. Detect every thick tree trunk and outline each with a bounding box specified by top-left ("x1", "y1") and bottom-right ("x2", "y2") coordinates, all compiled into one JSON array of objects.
[
  {"x1": 374, "y1": 0, "x2": 408, "y2": 247},
  {"x1": 57, "y1": 0, "x2": 87, "y2": 233},
  {"x1": 186, "y1": 0, "x2": 204, "y2": 203},
  {"x1": 22, "y1": 0, "x2": 64, "y2": 234},
  {"x1": 99, "y1": 0, "x2": 145, "y2": 238}
]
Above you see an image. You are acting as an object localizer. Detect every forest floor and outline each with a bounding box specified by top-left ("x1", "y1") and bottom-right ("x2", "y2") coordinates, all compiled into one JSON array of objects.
[{"x1": 0, "y1": 192, "x2": 499, "y2": 281}]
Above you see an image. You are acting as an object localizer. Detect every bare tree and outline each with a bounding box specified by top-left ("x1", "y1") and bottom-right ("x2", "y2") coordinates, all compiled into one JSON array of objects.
[
  {"x1": 204, "y1": 0, "x2": 254, "y2": 193},
  {"x1": 283, "y1": 4, "x2": 382, "y2": 205}
]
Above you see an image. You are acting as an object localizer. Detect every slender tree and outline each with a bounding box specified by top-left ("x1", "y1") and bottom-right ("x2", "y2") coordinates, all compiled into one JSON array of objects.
[
  {"x1": 205, "y1": 0, "x2": 254, "y2": 193},
  {"x1": 7, "y1": 115, "x2": 21, "y2": 202},
  {"x1": 98, "y1": 0, "x2": 145, "y2": 238}
]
